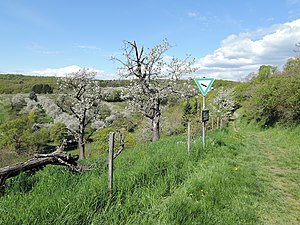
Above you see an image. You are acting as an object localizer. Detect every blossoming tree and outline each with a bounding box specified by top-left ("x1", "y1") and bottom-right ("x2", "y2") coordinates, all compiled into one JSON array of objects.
[
  {"x1": 57, "y1": 68, "x2": 102, "y2": 159},
  {"x1": 113, "y1": 40, "x2": 198, "y2": 141},
  {"x1": 209, "y1": 87, "x2": 235, "y2": 127}
]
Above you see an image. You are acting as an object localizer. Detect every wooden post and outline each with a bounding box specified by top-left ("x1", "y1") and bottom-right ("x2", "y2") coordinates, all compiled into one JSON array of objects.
[
  {"x1": 202, "y1": 95, "x2": 206, "y2": 148},
  {"x1": 211, "y1": 117, "x2": 214, "y2": 130},
  {"x1": 220, "y1": 117, "x2": 223, "y2": 128},
  {"x1": 108, "y1": 132, "x2": 115, "y2": 196},
  {"x1": 217, "y1": 117, "x2": 219, "y2": 129},
  {"x1": 187, "y1": 121, "x2": 191, "y2": 158}
]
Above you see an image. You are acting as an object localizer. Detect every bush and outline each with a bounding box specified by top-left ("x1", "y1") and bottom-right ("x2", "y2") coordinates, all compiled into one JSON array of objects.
[
  {"x1": 111, "y1": 115, "x2": 138, "y2": 132},
  {"x1": 29, "y1": 91, "x2": 37, "y2": 102},
  {"x1": 92, "y1": 127, "x2": 137, "y2": 154},
  {"x1": 0, "y1": 114, "x2": 51, "y2": 154},
  {"x1": 11, "y1": 94, "x2": 26, "y2": 112},
  {"x1": 243, "y1": 59, "x2": 300, "y2": 126},
  {"x1": 103, "y1": 89, "x2": 122, "y2": 102},
  {"x1": 50, "y1": 123, "x2": 68, "y2": 144},
  {"x1": 32, "y1": 84, "x2": 53, "y2": 94}
]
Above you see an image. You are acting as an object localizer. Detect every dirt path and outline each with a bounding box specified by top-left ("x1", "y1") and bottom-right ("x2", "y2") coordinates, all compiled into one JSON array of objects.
[
  {"x1": 253, "y1": 130, "x2": 300, "y2": 225},
  {"x1": 231, "y1": 112, "x2": 300, "y2": 224}
]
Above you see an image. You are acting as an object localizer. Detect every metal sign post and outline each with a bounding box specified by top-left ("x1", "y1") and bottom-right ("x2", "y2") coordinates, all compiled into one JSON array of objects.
[
  {"x1": 194, "y1": 77, "x2": 214, "y2": 149},
  {"x1": 202, "y1": 95, "x2": 206, "y2": 148}
]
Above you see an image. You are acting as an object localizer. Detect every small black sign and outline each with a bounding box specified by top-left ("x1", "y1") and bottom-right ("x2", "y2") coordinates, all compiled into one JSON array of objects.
[{"x1": 202, "y1": 109, "x2": 209, "y2": 122}]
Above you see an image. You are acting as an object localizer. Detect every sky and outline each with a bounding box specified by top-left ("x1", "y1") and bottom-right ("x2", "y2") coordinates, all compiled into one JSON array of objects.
[{"x1": 0, "y1": 0, "x2": 300, "y2": 81}]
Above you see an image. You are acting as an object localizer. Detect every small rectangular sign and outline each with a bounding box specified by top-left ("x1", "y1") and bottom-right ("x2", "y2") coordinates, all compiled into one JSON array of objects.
[{"x1": 202, "y1": 109, "x2": 209, "y2": 122}]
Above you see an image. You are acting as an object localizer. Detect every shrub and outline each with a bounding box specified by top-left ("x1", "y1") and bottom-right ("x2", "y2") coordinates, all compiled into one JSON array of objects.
[
  {"x1": 32, "y1": 84, "x2": 53, "y2": 94},
  {"x1": 50, "y1": 122, "x2": 68, "y2": 144},
  {"x1": 103, "y1": 89, "x2": 122, "y2": 102},
  {"x1": 92, "y1": 127, "x2": 137, "y2": 155},
  {"x1": 29, "y1": 91, "x2": 38, "y2": 102},
  {"x1": 11, "y1": 94, "x2": 26, "y2": 112},
  {"x1": 250, "y1": 75, "x2": 300, "y2": 126}
]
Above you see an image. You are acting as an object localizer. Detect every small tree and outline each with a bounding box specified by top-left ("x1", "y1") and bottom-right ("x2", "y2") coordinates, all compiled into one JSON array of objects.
[
  {"x1": 0, "y1": 114, "x2": 49, "y2": 154},
  {"x1": 283, "y1": 57, "x2": 300, "y2": 76},
  {"x1": 29, "y1": 91, "x2": 38, "y2": 102},
  {"x1": 113, "y1": 40, "x2": 197, "y2": 141},
  {"x1": 50, "y1": 122, "x2": 68, "y2": 144},
  {"x1": 0, "y1": 117, "x2": 28, "y2": 154},
  {"x1": 57, "y1": 68, "x2": 103, "y2": 159},
  {"x1": 210, "y1": 87, "x2": 235, "y2": 122},
  {"x1": 255, "y1": 65, "x2": 278, "y2": 83},
  {"x1": 182, "y1": 100, "x2": 192, "y2": 127}
]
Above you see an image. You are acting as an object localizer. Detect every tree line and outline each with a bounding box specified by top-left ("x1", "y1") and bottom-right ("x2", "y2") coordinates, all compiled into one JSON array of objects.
[{"x1": 234, "y1": 57, "x2": 300, "y2": 126}]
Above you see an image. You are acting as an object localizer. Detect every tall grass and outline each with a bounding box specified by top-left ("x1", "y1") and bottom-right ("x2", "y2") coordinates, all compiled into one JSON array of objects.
[{"x1": 1, "y1": 124, "x2": 295, "y2": 224}]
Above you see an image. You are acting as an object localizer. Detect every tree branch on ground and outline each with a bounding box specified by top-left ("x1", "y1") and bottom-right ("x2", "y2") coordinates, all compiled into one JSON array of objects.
[{"x1": 0, "y1": 140, "x2": 82, "y2": 191}]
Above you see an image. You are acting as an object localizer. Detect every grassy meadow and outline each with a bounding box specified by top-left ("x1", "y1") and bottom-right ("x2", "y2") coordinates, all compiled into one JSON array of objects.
[
  {"x1": 1, "y1": 119, "x2": 299, "y2": 224},
  {"x1": 0, "y1": 73, "x2": 299, "y2": 224}
]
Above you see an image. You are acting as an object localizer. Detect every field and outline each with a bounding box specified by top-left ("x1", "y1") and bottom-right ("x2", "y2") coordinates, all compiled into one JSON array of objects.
[
  {"x1": 1, "y1": 118, "x2": 299, "y2": 224},
  {"x1": 0, "y1": 72, "x2": 299, "y2": 224}
]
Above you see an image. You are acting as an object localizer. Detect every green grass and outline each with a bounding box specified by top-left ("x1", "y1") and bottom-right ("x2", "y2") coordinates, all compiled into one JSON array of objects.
[
  {"x1": 0, "y1": 122, "x2": 299, "y2": 224},
  {"x1": 0, "y1": 96, "x2": 11, "y2": 124},
  {"x1": 250, "y1": 125, "x2": 300, "y2": 224}
]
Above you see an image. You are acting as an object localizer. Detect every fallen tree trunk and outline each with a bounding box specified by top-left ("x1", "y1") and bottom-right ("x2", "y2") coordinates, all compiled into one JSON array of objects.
[{"x1": 0, "y1": 150, "x2": 82, "y2": 190}]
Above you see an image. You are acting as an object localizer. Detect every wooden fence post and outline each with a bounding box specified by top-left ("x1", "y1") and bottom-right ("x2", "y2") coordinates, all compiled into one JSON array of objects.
[
  {"x1": 108, "y1": 132, "x2": 115, "y2": 196},
  {"x1": 187, "y1": 122, "x2": 191, "y2": 158}
]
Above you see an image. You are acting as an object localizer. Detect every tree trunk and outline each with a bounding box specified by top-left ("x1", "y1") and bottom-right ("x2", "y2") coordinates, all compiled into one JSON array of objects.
[
  {"x1": 152, "y1": 113, "x2": 160, "y2": 142},
  {"x1": 78, "y1": 135, "x2": 85, "y2": 160},
  {"x1": 0, "y1": 150, "x2": 81, "y2": 190}
]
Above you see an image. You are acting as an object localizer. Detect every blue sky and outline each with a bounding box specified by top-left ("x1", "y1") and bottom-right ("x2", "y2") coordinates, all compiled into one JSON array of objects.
[{"x1": 0, "y1": 0, "x2": 300, "y2": 80}]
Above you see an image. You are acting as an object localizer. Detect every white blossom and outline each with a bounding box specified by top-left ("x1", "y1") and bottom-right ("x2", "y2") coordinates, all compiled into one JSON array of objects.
[{"x1": 209, "y1": 87, "x2": 236, "y2": 118}]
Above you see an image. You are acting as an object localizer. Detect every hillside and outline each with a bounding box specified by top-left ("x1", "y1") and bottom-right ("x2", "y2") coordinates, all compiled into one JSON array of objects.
[
  {"x1": 1, "y1": 119, "x2": 299, "y2": 224},
  {"x1": 0, "y1": 74, "x2": 239, "y2": 94},
  {"x1": 0, "y1": 69, "x2": 299, "y2": 224},
  {"x1": 0, "y1": 74, "x2": 57, "y2": 94}
]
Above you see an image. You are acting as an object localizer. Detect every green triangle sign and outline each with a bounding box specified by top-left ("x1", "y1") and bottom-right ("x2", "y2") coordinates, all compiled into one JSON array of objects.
[{"x1": 194, "y1": 78, "x2": 215, "y2": 96}]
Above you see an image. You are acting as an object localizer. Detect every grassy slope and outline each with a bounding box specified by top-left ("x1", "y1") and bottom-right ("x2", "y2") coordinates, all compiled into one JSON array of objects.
[
  {"x1": 0, "y1": 121, "x2": 299, "y2": 224},
  {"x1": 252, "y1": 126, "x2": 300, "y2": 224}
]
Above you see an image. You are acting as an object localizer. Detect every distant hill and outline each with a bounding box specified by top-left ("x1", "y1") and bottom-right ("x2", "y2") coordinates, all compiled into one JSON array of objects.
[
  {"x1": 0, "y1": 74, "x2": 130, "y2": 94},
  {"x1": 0, "y1": 74, "x2": 239, "y2": 94},
  {"x1": 0, "y1": 74, "x2": 57, "y2": 94}
]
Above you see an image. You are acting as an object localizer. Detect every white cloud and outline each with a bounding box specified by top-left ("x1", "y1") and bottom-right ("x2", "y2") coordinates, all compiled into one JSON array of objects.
[
  {"x1": 30, "y1": 65, "x2": 115, "y2": 80},
  {"x1": 187, "y1": 11, "x2": 208, "y2": 22},
  {"x1": 187, "y1": 12, "x2": 198, "y2": 17},
  {"x1": 26, "y1": 43, "x2": 63, "y2": 55},
  {"x1": 75, "y1": 44, "x2": 102, "y2": 51},
  {"x1": 31, "y1": 65, "x2": 82, "y2": 77},
  {"x1": 193, "y1": 19, "x2": 300, "y2": 81}
]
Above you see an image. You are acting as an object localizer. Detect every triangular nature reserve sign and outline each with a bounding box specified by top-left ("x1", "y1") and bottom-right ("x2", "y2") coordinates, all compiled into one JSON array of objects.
[{"x1": 194, "y1": 77, "x2": 215, "y2": 96}]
